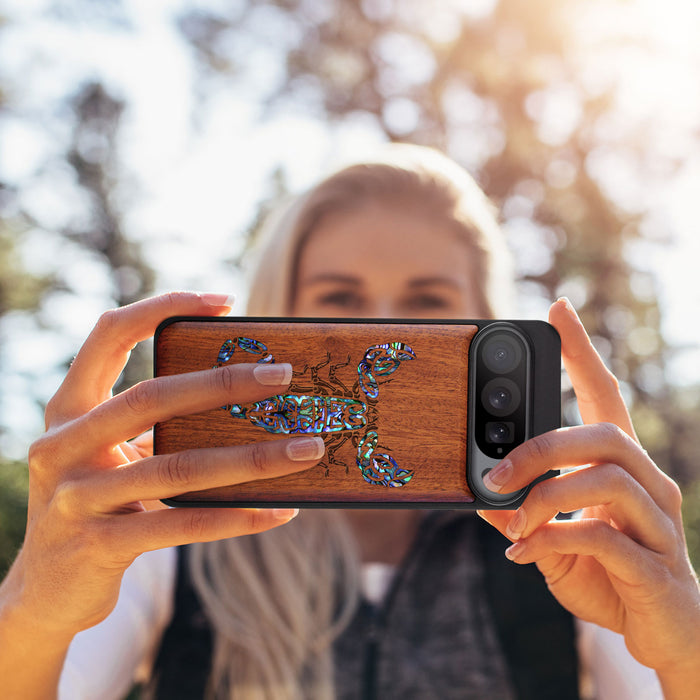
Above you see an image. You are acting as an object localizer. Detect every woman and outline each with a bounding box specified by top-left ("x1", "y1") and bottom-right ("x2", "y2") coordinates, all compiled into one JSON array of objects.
[{"x1": 0, "y1": 145, "x2": 697, "y2": 699}]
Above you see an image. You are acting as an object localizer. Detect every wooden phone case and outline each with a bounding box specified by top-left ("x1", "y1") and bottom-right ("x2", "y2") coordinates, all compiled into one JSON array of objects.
[{"x1": 154, "y1": 317, "x2": 560, "y2": 508}]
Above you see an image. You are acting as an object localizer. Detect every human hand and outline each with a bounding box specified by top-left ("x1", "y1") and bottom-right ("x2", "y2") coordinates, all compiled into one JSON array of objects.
[
  {"x1": 3, "y1": 292, "x2": 325, "y2": 641},
  {"x1": 478, "y1": 298, "x2": 700, "y2": 693}
]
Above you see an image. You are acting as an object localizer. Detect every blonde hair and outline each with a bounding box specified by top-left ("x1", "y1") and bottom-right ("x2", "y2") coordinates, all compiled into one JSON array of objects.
[
  {"x1": 189, "y1": 511, "x2": 359, "y2": 700},
  {"x1": 246, "y1": 143, "x2": 514, "y2": 318},
  {"x1": 188, "y1": 145, "x2": 514, "y2": 699}
]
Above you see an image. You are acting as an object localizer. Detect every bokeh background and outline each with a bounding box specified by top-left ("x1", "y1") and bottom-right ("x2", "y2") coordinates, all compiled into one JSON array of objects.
[{"x1": 1, "y1": 0, "x2": 700, "y2": 574}]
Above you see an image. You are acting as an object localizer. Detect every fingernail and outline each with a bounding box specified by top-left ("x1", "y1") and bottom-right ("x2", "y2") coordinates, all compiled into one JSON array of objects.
[
  {"x1": 286, "y1": 436, "x2": 325, "y2": 461},
  {"x1": 506, "y1": 509, "x2": 527, "y2": 540},
  {"x1": 254, "y1": 363, "x2": 292, "y2": 386},
  {"x1": 199, "y1": 293, "x2": 236, "y2": 308},
  {"x1": 273, "y1": 508, "x2": 299, "y2": 521},
  {"x1": 557, "y1": 296, "x2": 578, "y2": 319},
  {"x1": 505, "y1": 541, "x2": 527, "y2": 562},
  {"x1": 483, "y1": 460, "x2": 512, "y2": 493}
]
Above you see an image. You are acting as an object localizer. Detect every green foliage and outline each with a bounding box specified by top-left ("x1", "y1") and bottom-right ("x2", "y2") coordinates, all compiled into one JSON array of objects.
[
  {"x1": 682, "y1": 478, "x2": 700, "y2": 572},
  {"x1": 0, "y1": 225, "x2": 54, "y2": 316},
  {"x1": 0, "y1": 460, "x2": 28, "y2": 577}
]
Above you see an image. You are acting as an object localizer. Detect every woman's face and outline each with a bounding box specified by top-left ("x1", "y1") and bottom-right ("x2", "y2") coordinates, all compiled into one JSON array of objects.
[{"x1": 293, "y1": 202, "x2": 485, "y2": 319}]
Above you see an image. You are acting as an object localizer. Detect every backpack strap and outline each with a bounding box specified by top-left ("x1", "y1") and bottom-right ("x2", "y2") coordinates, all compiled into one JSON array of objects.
[{"x1": 477, "y1": 516, "x2": 580, "y2": 700}]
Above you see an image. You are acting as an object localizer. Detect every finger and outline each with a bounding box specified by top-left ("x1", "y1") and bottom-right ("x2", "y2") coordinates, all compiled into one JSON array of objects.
[
  {"x1": 127, "y1": 430, "x2": 153, "y2": 459},
  {"x1": 69, "y1": 361, "x2": 293, "y2": 453},
  {"x1": 119, "y1": 430, "x2": 153, "y2": 461},
  {"x1": 504, "y1": 464, "x2": 676, "y2": 554},
  {"x1": 86, "y1": 436, "x2": 325, "y2": 508},
  {"x1": 476, "y1": 509, "x2": 515, "y2": 539},
  {"x1": 483, "y1": 423, "x2": 681, "y2": 514},
  {"x1": 47, "y1": 292, "x2": 234, "y2": 424},
  {"x1": 548, "y1": 298, "x2": 636, "y2": 439},
  {"x1": 109, "y1": 506, "x2": 301, "y2": 558},
  {"x1": 503, "y1": 517, "x2": 663, "y2": 588},
  {"x1": 120, "y1": 441, "x2": 144, "y2": 462}
]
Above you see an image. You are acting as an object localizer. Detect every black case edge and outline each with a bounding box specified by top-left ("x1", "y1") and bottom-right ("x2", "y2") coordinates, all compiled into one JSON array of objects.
[{"x1": 154, "y1": 316, "x2": 561, "y2": 510}]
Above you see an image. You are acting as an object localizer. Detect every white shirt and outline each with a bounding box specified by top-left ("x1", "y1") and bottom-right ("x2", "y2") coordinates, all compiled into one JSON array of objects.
[
  {"x1": 59, "y1": 548, "x2": 176, "y2": 700},
  {"x1": 59, "y1": 548, "x2": 663, "y2": 700}
]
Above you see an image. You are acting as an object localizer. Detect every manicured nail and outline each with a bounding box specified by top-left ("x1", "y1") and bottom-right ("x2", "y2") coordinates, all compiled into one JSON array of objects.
[
  {"x1": 273, "y1": 508, "x2": 299, "y2": 521},
  {"x1": 483, "y1": 460, "x2": 512, "y2": 493},
  {"x1": 199, "y1": 293, "x2": 236, "y2": 308},
  {"x1": 506, "y1": 509, "x2": 527, "y2": 540},
  {"x1": 505, "y1": 541, "x2": 527, "y2": 562},
  {"x1": 286, "y1": 436, "x2": 325, "y2": 461},
  {"x1": 254, "y1": 363, "x2": 293, "y2": 386},
  {"x1": 557, "y1": 296, "x2": 578, "y2": 319}
]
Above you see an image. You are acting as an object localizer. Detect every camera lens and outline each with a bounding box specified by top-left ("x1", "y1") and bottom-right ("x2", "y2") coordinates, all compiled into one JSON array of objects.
[
  {"x1": 482, "y1": 334, "x2": 523, "y2": 374},
  {"x1": 486, "y1": 421, "x2": 514, "y2": 444},
  {"x1": 481, "y1": 378, "x2": 521, "y2": 417},
  {"x1": 489, "y1": 386, "x2": 510, "y2": 411}
]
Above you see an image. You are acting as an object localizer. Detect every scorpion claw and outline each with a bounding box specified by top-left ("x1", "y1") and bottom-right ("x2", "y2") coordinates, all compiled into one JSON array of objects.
[
  {"x1": 216, "y1": 339, "x2": 237, "y2": 365},
  {"x1": 358, "y1": 360, "x2": 379, "y2": 399},
  {"x1": 357, "y1": 343, "x2": 415, "y2": 399},
  {"x1": 215, "y1": 338, "x2": 275, "y2": 368},
  {"x1": 356, "y1": 431, "x2": 413, "y2": 487}
]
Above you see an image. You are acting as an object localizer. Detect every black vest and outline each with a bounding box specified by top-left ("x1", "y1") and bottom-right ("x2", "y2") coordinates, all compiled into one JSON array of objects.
[{"x1": 148, "y1": 514, "x2": 579, "y2": 699}]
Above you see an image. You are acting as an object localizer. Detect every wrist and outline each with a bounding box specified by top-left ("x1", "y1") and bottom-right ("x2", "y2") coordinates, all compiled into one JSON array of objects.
[
  {"x1": 656, "y1": 656, "x2": 700, "y2": 700},
  {"x1": 0, "y1": 550, "x2": 76, "y2": 649},
  {"x1": 1, "y1": 593, "x2": 76, "y2": 651},
  {"x1": 0, "y1": 558, "x2": 74, "y2": 698}
]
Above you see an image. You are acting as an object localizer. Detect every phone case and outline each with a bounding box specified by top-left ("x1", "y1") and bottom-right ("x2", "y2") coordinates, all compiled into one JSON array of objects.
[{"x1": 154, "y1": 317, "x2": 560, "y2": 509}]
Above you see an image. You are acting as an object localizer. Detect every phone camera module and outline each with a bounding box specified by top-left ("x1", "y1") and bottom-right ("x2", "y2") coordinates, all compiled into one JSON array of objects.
[
  {"x1": 486, "y1": 421, "x2": 515, "y2": 444},
  {"x1": 471, "y1": 324, "x2": 531, "y2": 463},
  {"x1": 482, "y1": 334, "x2": 523, "y2": 374}
]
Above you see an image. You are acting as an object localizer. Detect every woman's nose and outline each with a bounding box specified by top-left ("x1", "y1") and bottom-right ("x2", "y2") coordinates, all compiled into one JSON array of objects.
[{"x1": 366, "y1": 299, "x2": 400, "y2": 318}]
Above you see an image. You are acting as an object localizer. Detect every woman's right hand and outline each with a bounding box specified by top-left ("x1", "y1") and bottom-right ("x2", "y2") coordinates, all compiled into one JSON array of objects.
[{"x1": 1, "y1": 292, "x2": 324, "y2": 642}]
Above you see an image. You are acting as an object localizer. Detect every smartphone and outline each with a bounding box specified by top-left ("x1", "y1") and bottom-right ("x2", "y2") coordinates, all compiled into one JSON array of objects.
[{"x1": 154, "y1": 317, "x2": 560, "y2": 509}]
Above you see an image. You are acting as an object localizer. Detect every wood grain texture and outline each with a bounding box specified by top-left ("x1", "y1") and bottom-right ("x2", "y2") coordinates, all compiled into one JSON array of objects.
[{"x1": 155, "y1": 319, "x2": 478, "y2": 505}]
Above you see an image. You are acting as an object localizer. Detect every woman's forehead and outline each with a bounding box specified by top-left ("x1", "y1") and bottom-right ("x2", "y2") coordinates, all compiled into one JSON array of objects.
[{"x1": 298, "y1": 203, "x2": 471, "y2": 273}]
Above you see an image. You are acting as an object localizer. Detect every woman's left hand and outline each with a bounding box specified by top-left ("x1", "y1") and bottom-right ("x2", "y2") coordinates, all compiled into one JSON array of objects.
[{"x1": 478, "y1": 298, "x2": 700, "y2": 696}]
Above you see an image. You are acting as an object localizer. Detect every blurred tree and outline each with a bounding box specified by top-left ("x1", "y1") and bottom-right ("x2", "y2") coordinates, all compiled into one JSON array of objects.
[
  {"x1": 0, "y1": 80, "x2": 156, "y2": 424},
  {"x1": 176, "y1": 0, "x2": 700, "y2": 494},
  {"x1": 0, "y1": 206, "x2": 54, "y2": 316},
  {"x1": 0, "y1": 18, "x2": 155, "y2": 568},
  {"x1": 0, "y1": 11, "x2": 44, "y2": 571},
  {"x1": 0, "y1": 199, "x2": 46, "y2": 577},
  {"x1": 0, "y1": 0, "x2": 698, "y2": 573},
  {"x1": 61, "y1": 80, "x2": 156, "y2": 390}
]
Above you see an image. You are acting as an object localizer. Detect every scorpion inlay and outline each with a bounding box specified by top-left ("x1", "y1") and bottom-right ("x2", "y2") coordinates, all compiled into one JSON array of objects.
[{"x1": 215, "y1": 337, "x2": 417, "y2": 487}]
